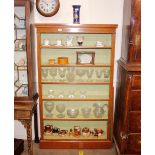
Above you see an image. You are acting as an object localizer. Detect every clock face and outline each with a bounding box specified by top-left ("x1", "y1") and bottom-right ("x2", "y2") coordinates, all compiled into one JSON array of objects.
[{"x1": 36, "y1": 0, "x2": 60, "y2": 17}]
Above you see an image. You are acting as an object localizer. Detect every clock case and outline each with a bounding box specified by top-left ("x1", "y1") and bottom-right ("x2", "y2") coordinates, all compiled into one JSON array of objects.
[{"x1": 36, "y1": 0, "x2": 60, "y2": 17}]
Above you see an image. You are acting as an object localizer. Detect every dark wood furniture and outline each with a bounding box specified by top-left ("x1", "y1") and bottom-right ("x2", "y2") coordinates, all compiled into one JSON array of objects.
[
  {"x1": 114, "y1": 0, "x2": 141, "y2": 154},
  {"x1": 14, "y1": 100, "x2": 38, "y2": 155},
  {"x1": 14, "y1": 0, "x2": 39, "y2": 154},
  {"x1": 34, "y1": 24, "x2": 117, "y2": 149},
  {"x1": 14, "y1": 138, "x2": 24, "y2": 155},
  {"x1": 14, "y1": 94, "x2": 38, "y2": 155}
]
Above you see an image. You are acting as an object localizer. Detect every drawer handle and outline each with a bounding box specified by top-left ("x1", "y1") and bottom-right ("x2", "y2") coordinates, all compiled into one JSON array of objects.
[
  {"x1": 129, "y1": 40, "x2": 133, "y2": 45},
  {"x1": 138, "y1": 140, "x2": 141, "y2": 144},
  {"x1": 120, "y1": 132, "x2": 128, "y2": 140}
]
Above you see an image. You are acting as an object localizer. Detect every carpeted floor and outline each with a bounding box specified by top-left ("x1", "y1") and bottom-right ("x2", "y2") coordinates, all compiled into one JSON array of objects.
[{"x1": 22, "y1": 142, "x2": 117, "y2": 155}]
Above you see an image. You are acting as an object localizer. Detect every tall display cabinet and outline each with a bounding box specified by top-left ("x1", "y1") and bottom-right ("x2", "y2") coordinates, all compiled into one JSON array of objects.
[
  {"x1": 14, "y1": 0, "x2": 39, "y2": 154},
  {"x1": 35, "y1": 24, "x2": 117, "y2": 149},
  {"x1": 14, "y1": 0, "x2": 34, "y2": 99},
  {"x1": 114, "y1": 0, "x2": 141, "y2": 154}
]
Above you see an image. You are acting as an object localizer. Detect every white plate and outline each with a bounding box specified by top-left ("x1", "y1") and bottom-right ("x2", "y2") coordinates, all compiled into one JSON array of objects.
[{"x1": 79, "y1": 54, "x2": 92, "y2": 64}]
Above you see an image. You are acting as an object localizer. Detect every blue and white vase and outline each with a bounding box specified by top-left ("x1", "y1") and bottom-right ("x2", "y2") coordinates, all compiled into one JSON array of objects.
[{"x1": 72, "y1": 5, "x2": 81, "y2": 24}]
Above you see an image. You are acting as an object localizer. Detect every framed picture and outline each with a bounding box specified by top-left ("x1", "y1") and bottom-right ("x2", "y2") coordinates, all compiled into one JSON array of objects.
[{"x1": 76, "y1": 52, "x2": 95, "y2": 64}]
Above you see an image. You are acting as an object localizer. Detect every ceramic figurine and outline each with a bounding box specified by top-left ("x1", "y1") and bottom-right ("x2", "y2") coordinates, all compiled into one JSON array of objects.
[
  {"x1": 74, "y1": 126, "x2": 81, "y2": 137},
  {"x1": 44, "y1": 125, "x2": 53, "y2": 135},
  {"x1": 52, "y1": 127, "x2": 60, "y2": 136},
  {"x1": 82, "y1": 127, "x2": 90, "y2": 136},
  {"x1": 59, "y1": 130, "x2": 68, "y2": 136},
  {"x1": 69, "y1": 129, "x2": 73, "y2": 136},
  {"x1": 56, "y1": 40, "x2": 62, "y2": 46},
  {"x1": 94, "y1": 128, "x2": 103, "y2": 137}
]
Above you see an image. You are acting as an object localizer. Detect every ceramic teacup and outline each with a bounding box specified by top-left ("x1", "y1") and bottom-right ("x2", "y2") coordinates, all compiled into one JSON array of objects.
[
  {"x1": 56, "y1": 40, "x2": 62, "y2": 46},
  {"x1": 43, "y1": 39, "x2": 50, "y2": 46}
]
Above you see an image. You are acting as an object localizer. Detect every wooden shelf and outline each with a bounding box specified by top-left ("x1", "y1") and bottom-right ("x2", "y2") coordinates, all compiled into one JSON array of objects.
[
  {"x1": 41, "y1": 81, "x2": 111, "y2": 85},
  {"x1": 41, "y1": 64, "x2": 111, "y2": 67},
  {"x1": 43, "y1": 134, "x2": 107, "y2": 140},
  {"x1": 15, "y1": 65, "x2": 27, "y2": 71},
  {"x1": 14, "y1": 50, "x2": 26, "y2": 52},
  {"x1": 15, "y1": 68, "x2": 27, "y2": 71},
  {"x1": 15, "y1": 28, "x2": 25, "y2": 30},
  {"x1": 42, "y1": 98, "x2": 110, "y2": 101},
  {"x1": 39, "y1": 139, "x2": 112, "y2": 149},
  {"x1": 15, "y1": 38, "x2": 26, "y2": 41},
  {"x1": 40, "y1": 45, "x2": 112, "y2": 49},
  {"x1": 43, "y1": 116, "x2": 108, "y2": 121}
]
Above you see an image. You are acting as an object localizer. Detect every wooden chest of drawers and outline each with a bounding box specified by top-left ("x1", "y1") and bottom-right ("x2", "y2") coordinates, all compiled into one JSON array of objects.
[
  {"x1": 130, "y1": 90, "x2": 141, "y2": 111},
  {"x1": 127, "y1": 134, "x2": 141, "y2": 153},
  {"x1": 114, "y1": 61, "x2": 141, "y2": 154}
]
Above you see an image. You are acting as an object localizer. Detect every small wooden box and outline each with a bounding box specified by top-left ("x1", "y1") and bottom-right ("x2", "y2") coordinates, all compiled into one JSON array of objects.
[
  {"x1": 58, "y1": 57, "x2": 68, "y2": 65},
  {"x1": 48, "y1": 59, "x2": 56, "y2": 65}
]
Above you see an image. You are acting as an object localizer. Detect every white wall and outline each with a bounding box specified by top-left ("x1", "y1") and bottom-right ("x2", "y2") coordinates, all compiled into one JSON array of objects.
[{"x1": 14, "y1": 0, "x2": 124, "y2": 139}]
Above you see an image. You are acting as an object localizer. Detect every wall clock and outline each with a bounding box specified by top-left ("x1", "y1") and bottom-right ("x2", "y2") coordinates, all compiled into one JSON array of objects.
[{"x1": 36, "y1": 0, "x2": 60, "y2": 17}]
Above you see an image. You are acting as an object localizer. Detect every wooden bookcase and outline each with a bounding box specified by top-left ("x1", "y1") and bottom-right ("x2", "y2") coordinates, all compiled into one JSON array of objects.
[{"x1": 34, "y1": 24, "x2": 117, "y2": 149}]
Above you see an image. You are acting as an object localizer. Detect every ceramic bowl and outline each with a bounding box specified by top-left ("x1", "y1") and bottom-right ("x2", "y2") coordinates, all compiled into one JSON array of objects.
[
  {"x1": 81, "y1": 107, "x2": 91, "y2": 118},
  {"x1": 67, "y1": 108, "x2": 79, "y2": 118}
]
